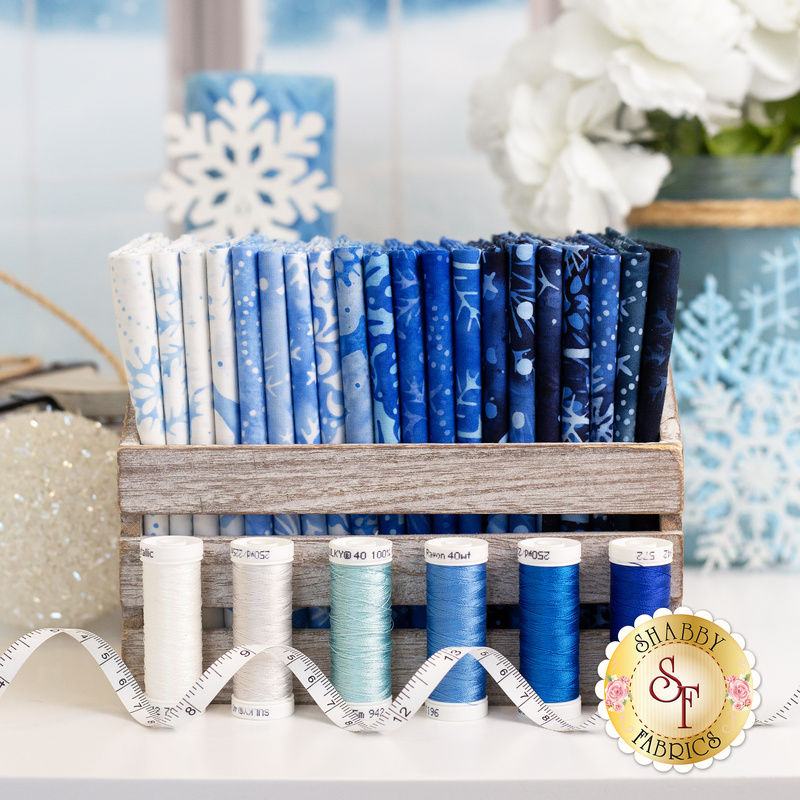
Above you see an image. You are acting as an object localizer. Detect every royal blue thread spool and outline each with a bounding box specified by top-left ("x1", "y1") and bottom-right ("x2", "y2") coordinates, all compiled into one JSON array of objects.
[
  {"x1": 518, "y1": 537, "x2": 581, "y2": 722},
  {"x1": 609, "y1": 537, "x2": 673, "y2": 641},
  {"x1": 425, "y1": 537, "x2": 488, "y2": 721},
  {"x1": 329, "y1": 537, "x2": 393, "y2": 720}
]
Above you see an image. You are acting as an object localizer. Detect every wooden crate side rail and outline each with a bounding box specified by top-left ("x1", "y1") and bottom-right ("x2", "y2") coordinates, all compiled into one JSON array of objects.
[
  {"x1": 117, "y1": 374, "x2": 682, "y2": 517},
  {"x1": 119, "y1": 531, "x2": 684, "y2": 618}
]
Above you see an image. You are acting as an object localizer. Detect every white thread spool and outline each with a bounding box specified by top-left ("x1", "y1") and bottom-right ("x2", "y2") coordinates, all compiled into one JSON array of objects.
[
  {"x1": 140, "y1": 536, "x2": 203, "y2": 711},
  {"x1": 230, "y1": 537, "x2": 295, "y2": 720}
]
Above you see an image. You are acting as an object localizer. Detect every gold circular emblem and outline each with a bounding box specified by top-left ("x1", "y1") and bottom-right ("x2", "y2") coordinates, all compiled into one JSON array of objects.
[{"x1": 599, "y1": 610, "x2": 759, "y2": 770}]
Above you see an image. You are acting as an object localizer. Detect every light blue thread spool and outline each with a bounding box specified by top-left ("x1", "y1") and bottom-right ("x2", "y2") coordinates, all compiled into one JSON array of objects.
[
  {"x1": 329, "y1": 537, "x2": 393, "y2": 720},
  {"x1": 424, "y1": 537, "x2": 488, "y2": 721},
  {"x1": 518, "y1": 537, "x2": 581, "y2": 722},
  {"x1": 609, "y1": 537, "x2": 673, "y2": 641}
]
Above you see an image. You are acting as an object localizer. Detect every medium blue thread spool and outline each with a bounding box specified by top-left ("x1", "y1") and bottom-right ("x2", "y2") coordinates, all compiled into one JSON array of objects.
[
  {"x1": 329, "y1": 537, "x2": 393, "y2": 720},
  {"x1": 518, "y1": 537, "x2": 581, "y2": 722},
  {"x1": 425, "y1": 537, "x2": 488, "y2": 721},
  {"x1": 609, "y1": 537, "x2": 673, "y2": 641}
]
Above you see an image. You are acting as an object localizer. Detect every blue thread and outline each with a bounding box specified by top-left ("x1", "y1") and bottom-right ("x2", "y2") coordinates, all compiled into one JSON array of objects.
[
  {"x1": 329, "y1": 563, "x2": 392, "y2": 704},
  {"x1": 609, "y1": 562, "x2": 671, "y2": 641},
  {"x1": 427, "y1": 563, "x2": 486, "y2": 704},
  {"x1": 519, "y1": 563, "x2": 579, "y2": 704}
]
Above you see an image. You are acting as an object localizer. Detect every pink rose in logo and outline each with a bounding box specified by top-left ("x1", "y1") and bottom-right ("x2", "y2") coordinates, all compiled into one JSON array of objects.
[
  {"x1": 727, "y1": 676, "x2": 751, "y2": 706},
  {"x1": 613, "y1": 701, "x2": 624, "y2": 713},
  {"x1": 605, "y1": 677, "x2": 630, "y2": 708}
]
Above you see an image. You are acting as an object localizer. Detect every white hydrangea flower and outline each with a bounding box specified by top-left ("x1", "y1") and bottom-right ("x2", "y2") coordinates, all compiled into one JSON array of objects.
[
  {"x1": 553, "y1": 0, "x2": 752, "y2": 125},
  {"x1": 504, "y1": 75, "x2": 670, "y2": 235},
  {"x1": 735, "y1": 0, "x2": 800, "y2": 100}
]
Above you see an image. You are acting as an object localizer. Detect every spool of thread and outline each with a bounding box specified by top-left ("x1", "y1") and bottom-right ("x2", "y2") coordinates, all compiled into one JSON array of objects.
[
  {"x1": 518, "y1": 537, "x2": 581, "y2": 721},
  {"x1": 140, "y1": 536, "x2": 204, "y2": 710},
  {"x1": 230, "y1": 537, "x2": 294, "y2": 720},
  {"x1": 425, "y1": 537, "x2": 488, "y2": 721},
  {"x1": 329, "y1": 537, "x2": 393, "y2": 718},
  {"x1": 609, "y1": 537, "x2": 673, "y2": 641}
]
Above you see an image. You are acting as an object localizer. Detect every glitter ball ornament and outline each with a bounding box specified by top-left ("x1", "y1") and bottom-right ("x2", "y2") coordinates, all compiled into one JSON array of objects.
[{"x1": 0, "y1": 410, "x2": 119, "y2": 628}]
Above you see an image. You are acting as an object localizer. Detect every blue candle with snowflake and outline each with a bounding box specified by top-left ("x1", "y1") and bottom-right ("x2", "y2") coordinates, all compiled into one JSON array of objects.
[
  {"x1": 474, "y1": 241, "x2": 509, "y2": 533},
  {"x1": 602, "y1": 229, "x2": 651, "y2": 444},
  {"x1": 206, "y1": 242, "x2": 246, "y2": 539},
  {"x1": 258, "y1": 245, "x2": 302, "y2": 537},
  {"x1": 149, "y1": 73, "x2": 341, "y2": 242},
  {"x1": 364, "y1": 246, "x2": 405, "y2": 537},
  {"x1": 308, "y1": 240, "x2": 351, "y2": 537},
  {"x1": 385, "y1": 240, "x2": 430, "y2": 535},
  {"x1": 334, "y1": 239, "x2": 378, "y2": 536},
  {"x1": 152, "y1": 241, "x2": 193, "y2": 537},
  {"x1": 284, "y1": 248, "x2": 327, "y2": 536},
  {"x1": 181, "y1": 245, "x2": 220, "y2": 538},
  {"x1": 232, "y1": 234, "x2": 272, "y2": 536},
  {"x1": 635, "y1": 241, "x2": 680, "y2": 443},
  {"x1": 110, "y1": 234, "x2": 170, "y2": 536},
  {"x1": 506, "y1": 236, "x2": 539, "y2": 534},
  {"x1": 417, "y1": 241, "x2": 457, "y2": 536}
]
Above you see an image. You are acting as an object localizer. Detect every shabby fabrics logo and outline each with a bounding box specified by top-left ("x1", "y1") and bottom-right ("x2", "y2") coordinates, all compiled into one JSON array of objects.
[{"x1": 597, "y1": 607, "x2": 761, "y2": 773}]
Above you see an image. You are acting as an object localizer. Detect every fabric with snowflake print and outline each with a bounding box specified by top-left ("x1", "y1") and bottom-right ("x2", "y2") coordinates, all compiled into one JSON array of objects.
[
  {"x1": 307, "y1": 240, "x2": 351, "y2": 538},
  {"x1": 258, "y1": 244, "x2": 302, "y2": 538},
  {"x1": 152, "y1": 238, "x2": 194, "y2": 537},
  {"x1": 284, "y1": 248, "x2": 326, "y2": 537},
  {"x1": 418, "y1": 241, "x2": 458, "y2": 537},
  {"x1": 147, "y1": 74, "x2": 341, "y2": 242},
  {"x1": 441, "y1": 237, "x2": 483, "y2": 535},
  {"x1": 109, "y1": 233, "x2": 170, "y2": 537},
  {"x1": 334, "y1": 239, "x2": 378, "y2": 537},
  {"x1": 385, "y1": 241, "x2": 431, "y2": 536},
  {"x1": 364, "y1": 246, "x2": 405, "y2": 537}
]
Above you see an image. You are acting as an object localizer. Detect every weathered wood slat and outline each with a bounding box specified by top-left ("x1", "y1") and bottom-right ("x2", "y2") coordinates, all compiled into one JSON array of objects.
[
  {"x1": 117, "y1": 440, "x2": 682, "y2": 515},
  {"x1": 119, "y1": 531, "x2": 684, "y2": 617},
  {"x1": 121, "y1": 627, "x2": 612, "y2": 706},
  {"x1": 117, "y1": 375, "x2": 682, "y2": 517}
]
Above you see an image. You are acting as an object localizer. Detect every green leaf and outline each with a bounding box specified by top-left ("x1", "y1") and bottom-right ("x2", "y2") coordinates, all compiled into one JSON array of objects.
[
  {"x1": 765, "y1": 90, "x2": 800, "y2": 128},
  {"x1": 706, "y1": 122, "x2": 770, "y2": 156},
  {"x1": 644, "y1": 111, "x2": 708, "y2": 156}
]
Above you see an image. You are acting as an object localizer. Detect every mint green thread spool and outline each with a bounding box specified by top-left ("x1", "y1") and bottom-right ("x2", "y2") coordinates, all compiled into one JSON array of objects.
[{"x1": 329, "y1": 537, "x2": 393, "y2": 719}]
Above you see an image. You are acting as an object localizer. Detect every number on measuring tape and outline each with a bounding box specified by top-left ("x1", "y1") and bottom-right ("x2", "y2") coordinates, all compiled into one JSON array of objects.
[{"x1": 0, "y1": 628, "x2": 794, "y2": 734}]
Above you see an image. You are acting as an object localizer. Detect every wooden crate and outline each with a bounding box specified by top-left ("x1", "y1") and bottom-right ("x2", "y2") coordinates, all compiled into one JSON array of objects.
[{"x1": 118, "y1": 374, "x2": 683, "y2": 705}]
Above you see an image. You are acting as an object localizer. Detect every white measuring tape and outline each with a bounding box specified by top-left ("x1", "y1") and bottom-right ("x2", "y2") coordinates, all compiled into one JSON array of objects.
[
  {"x1": 0, "y1": 628, "x2": 794, "y2": 732},
  {"x1": 0, "y1": 628, "x2": 600, "y2": 731}
]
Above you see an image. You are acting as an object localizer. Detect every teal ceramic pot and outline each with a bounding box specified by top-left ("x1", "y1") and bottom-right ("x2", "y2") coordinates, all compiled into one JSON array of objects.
[{"x1": 632, "y1": 155, "x2": 800, "y2": 569}]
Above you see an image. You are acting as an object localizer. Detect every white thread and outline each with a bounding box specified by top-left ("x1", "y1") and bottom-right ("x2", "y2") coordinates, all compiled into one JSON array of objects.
[
  {"x1": 231, "y1": 538, "x2": 294, "y2": 719},
  {"x1": 140, "y1": 537, "x2": 203, "y2": 710}
]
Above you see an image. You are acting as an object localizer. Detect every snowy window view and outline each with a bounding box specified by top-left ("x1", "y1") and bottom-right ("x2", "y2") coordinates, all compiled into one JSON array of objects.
[
  {"x1": 0, "y1": 0, "x2": 167, "y2": 364},
  {"x1": 259, "y1": 0, "x2": 528, "y2": 242},
  {"x1": 0, "y1": 0, "x2": 527, "y2": 364}
]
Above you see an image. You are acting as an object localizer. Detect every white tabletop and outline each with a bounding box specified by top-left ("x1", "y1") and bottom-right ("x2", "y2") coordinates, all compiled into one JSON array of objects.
[{"x1": 0, "y1": 567, "x2": 798, "y2": 799}]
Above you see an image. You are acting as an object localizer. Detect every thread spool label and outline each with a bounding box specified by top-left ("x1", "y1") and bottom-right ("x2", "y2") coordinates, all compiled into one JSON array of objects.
[
  {"x1": 518, "y1": 537, "x2": 581, "y2": 567},
  {"x1": 609, "y1": 537, "x2": 673, "y2": 567},
  {"x1": 329, "y1": 537, "x2": 392, "y2": 565},
  {"x1": 424, "y1": 537, "x2": 488, "y2": 566},
  {"x1": 230, "y1": 537, "x2": 294, "y2": 565}
]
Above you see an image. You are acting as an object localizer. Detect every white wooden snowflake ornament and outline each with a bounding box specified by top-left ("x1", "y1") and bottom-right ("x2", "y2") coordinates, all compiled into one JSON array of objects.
[{"x1": 147, "y1": 78, "x2": 341, "y2": 240}]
